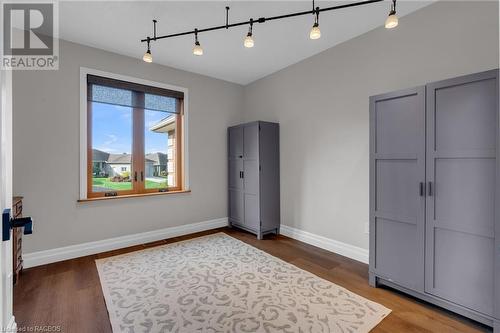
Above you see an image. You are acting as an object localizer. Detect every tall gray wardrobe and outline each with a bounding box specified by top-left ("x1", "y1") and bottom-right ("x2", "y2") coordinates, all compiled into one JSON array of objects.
[
  {"x1": 228, "y1": 121, "x2": 280, "y2": 239},
  {"x1": 369, "y1": 69, "x2": 499, "y2": 331}
]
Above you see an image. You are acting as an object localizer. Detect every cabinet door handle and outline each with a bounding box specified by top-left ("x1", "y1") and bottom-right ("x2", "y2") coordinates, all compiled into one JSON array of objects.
[
  {"x1": 428, "y1": 181, "x2": 433, "y2": 196},
  {"x1": 134, "y1": 171, "x2": 137, "y2": 182},
  {"x1": 241, "y1": 171, "x2": 244, "y2": 179},
  {"x1": 419, "y1": 182, "x2": 424, "y2": 196},
  {"x1": 239, "y1": 171, "x2": 242, "y2": 178},
  {"x1": 141, "y1": 171, "x2": 144, "y2": 182}
]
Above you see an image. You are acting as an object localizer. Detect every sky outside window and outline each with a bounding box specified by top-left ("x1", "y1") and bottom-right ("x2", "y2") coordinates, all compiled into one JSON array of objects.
[{"x1": 92, "y1": 102, "x2": 169, "y2": 154}]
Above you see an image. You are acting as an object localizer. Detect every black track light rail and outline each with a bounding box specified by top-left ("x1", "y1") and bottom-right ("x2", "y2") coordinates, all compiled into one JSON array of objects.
[{"x1": 141, "y1": 0, "x2": 383, "y2": 43}]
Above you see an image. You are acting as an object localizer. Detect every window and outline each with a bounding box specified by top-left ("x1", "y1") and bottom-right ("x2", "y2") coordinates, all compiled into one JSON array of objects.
[{"x1": 85, "y1": 73, "x2": 185, "y2": 199}]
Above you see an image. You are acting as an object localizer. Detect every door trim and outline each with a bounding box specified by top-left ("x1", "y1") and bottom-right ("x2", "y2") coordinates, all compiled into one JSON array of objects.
[{"x1": 0, "y1": 68, "x2": 15, "y2": 330}]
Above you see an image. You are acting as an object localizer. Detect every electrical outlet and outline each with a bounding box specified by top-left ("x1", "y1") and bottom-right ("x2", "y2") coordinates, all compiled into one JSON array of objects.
[{"x1": 364, "y1": 222, "x2": 370, "y2": 234}]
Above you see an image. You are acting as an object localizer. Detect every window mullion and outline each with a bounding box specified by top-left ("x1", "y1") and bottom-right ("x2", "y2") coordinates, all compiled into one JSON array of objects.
[{"x1": 132, "y1": 91, "x2": 145, "y2": 194}]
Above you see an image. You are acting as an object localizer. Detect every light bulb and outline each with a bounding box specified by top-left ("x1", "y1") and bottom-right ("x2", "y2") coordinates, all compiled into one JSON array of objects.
[
  {"x1": 309, "y1": 23, "x2": 321, "y2": 40},
  {"x1": 385, "y1": 13, "x2": 398, "y2": 29},
  {"x1": 143, "y1": 50, "x2": 152, "y2": 63},
  {"x1": 244, "y1": 33, "x2": 254, "y2": 48},
  {"x1": 193, "y1": 42, "x2": 203, "y2": 56}
]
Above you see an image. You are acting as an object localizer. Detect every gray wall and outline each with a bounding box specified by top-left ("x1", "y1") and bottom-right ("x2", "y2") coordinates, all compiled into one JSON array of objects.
[
  {"x1": 242, "y1": 1, "x2": 499, "y2": 249},
  {"x1": 13, "y1": 40, "x2": 243, "y2": 253},
  {"x1": 13, "y1": 1, "x2": 499, "y2": 255}
]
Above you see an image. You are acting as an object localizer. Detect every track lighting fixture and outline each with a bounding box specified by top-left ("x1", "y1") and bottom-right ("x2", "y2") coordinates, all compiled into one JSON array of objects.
[
  {"x1": 193, "y1": 29, "x2": 203, "y2": 56},
  {"x1": 385, "y1": 0, "x2": 398, "y2": 29},
  {"x1": 309, "y1": 7, "x2": 321, "y2": 40},
  {"x1": 244, "y1": 19, "x2": 254, "y2": 48},
  {"x1": 143, "y1": 38, "x2": 152, "y2": 63},
  {"x1": 139, "y1": 0, "x2": 399, "y2": 59},
  {"x1": 143, "y1": 20, "x2": 157, "y2": 63}
]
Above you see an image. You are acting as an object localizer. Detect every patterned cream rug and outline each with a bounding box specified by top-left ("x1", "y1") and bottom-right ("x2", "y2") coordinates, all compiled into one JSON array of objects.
[{"x1": 96, "y1": 233, "x2": 390, "y2": 333}]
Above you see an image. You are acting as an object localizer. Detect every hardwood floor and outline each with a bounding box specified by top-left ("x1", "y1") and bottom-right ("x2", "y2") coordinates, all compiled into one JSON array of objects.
[{"x1": 14, "y1": 228, "x2": 490, "y2": 332}]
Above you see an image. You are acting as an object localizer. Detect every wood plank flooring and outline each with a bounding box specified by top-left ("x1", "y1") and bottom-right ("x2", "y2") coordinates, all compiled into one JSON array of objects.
[{"x1": 14, "y1": 228, "x2": 491, "y2": 332}]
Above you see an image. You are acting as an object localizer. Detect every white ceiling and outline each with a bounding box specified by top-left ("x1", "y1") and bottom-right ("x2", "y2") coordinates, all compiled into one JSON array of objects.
[{"x1": 60, "y1": 1, "x2": 432, "y2": 85}]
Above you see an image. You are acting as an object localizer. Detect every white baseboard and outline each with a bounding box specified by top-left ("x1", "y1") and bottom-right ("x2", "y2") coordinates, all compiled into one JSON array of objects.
[
  {"x1": 280, "y1": 225, "x2": 369, "y2": 264},
  {"x1": 24, "y1": 217, "x2": 228, "y2": 268},
  {"x1": 6, "y1": 316, "x2": 16, "y2": 333}
]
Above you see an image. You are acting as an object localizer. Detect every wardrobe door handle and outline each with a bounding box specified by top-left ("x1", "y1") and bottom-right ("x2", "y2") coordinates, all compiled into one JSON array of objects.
[
  {"x1": 428, "y1": 181, "x2": 433, "y2": 196},
  {"x1": 419, "y1": 182, "x2": 424, "y2": 197}
]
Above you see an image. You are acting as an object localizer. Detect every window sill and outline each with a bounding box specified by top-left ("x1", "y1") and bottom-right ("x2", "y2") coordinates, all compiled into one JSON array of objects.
[{"x1": 77, "y1": 189, "x2": 191, "y2": 203}]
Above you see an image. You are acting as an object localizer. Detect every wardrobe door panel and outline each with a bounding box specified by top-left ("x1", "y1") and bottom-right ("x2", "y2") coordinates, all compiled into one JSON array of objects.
[
  {"x1": 244, "y1": 124, "x2": 259, "y2": 159},
  {"x1": 369, "y1": 87, "x2": 426, "y2": 292},
  {"x1": 244, "y1": 194, "x2": 260, "y2": 231},
  {"x1": 228, "y1": 126, "x2": 244, "y2": 225},
  {"x1": 229, "y1": 127, "x2": 243, "y2": 158},
  {"x1": 425, "y1": 70, "x2": 498, "y2": 317},
  {"x1": 433, "y1": 228, "x2": 494, "y2": 316},
  {"x1": 375, "y1": 218, "x2": 420, "y2": 289},
  {"x1": 229, "y1": 159, "x2": 243, "y2": 190},
  {"x1": 375, "y1": 95, "x2": 421, "y2": 154},
  {"x1": 376, "y1": 159, "x2": 419, "y2": 218},
  {"x1": 243, "y1": 158, "x2": 260, "y2": 231},
  {"x1": 435, "y1": 158, "x2": 495, "y2": 235},
  {"x1": 434, "y1": 78, "x2": 497, "y2": 152},
  {"x1": 243, "y1": 159, "x2": 259, "y2": 231},
  {"x1": 229, "y1": 190, "x2": 244, "y2": 223},
  {"x1": 243, "y1": 160, "x2": 259, "y2": 195}
]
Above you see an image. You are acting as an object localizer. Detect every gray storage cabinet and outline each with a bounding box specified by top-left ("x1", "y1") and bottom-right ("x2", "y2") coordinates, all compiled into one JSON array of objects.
[
  {"x1": 228, "y1": 121, "x2": 280, "y2": 239},
  {"x1": 370, "y1": 69, "x2": 499, "y2": 331}
]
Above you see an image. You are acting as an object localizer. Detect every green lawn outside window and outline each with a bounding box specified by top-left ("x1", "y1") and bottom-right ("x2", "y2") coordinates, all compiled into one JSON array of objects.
[{"x1": 92, "y1": 177, "x2": 167, "y2": 191}]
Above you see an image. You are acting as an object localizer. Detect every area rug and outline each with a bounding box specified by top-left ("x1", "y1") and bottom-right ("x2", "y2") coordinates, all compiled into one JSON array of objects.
[{"x1": 96, "y1": 233, "x2": 390, "y2": 333}]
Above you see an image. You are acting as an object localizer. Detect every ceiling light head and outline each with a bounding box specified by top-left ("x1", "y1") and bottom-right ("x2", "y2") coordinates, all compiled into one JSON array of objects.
[
  {"x1": 309, "y1": 7, "x2": 321, "y2": 40},
  {"x1": 385, "y1": 0, "x2": 398, "y2": 29},
  {"x1": 143, "y1": 49, "x2": 153, "y2": 63},
  {"x1": 309, "y1": 23, "x2": 321, "y2": 40},
  {"x1": 385, "y1": 13, "x2": 398, "y2": 29},
  {"x1": 143, "y1": 38, "x2": 153, "y2": 63},
  {"x1": 244, "y1": 33, "x2": 254, "y2": 48},
  {"x1": 193, "y1": 41, "x2": 203, "y2": 56},
  {"x1": 244, "y1": 19, "x2": 254, "y2": 48},
  {"x1": 193, "y1": 29, "x2": 203, "y2": 56}
]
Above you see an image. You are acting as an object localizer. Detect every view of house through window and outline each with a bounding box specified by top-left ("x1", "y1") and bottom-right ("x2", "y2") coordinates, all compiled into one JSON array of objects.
[
  {"x1": 145, "y1": 110, "x2": 173, "y2": 190},
  {"x1": 92, "y1": 101, "x2": 133, "y2": 192},
  {"x1": 87, "y1": 75, "x2": 183, "y2": 198}
]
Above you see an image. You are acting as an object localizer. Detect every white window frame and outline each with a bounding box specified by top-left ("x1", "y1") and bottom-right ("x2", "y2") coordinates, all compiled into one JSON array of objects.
[{"x1": 79, "y1": 67, "x2": 189, "y2": 200}]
